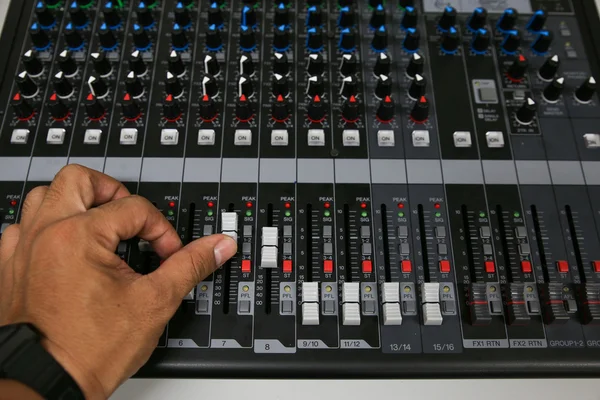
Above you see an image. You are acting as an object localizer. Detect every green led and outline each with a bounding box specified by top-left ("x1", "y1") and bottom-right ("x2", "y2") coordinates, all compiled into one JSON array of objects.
[
  {"x1": 479, "y1": 212, "x2": 486, "y2": 218},
  {"x1": 147, "y1": 0, "x2": 159, "y2": 9},
  {"x1": 79, "y1": 0, "x2": 94, "y2": 9},
  {"x1": 8, "y1": 209, "x2": 14, "y2": 215},
  {"x1": 246, "y1": 210, "x2": 252, "y2": 217},
  {"x1": 435, "y1": 212, "x2": 442, "y2": 218},
  {"x1": 285, "y1": 211, "x2": 291, "y2": 217},
  {"x1": 46, "y1": 1, "x2": 63, "y2": 9},
  {"x1": 514, "y1": 211, "x2": 521, "y2": 218},
  {"x1": 324, "y1": 210, "x2": 331, "y2": 217},
  {"x1": 207, "y1": 210, "x2": 214, "y2": 217},
  {"x1": 186, "y1": 2, "x2": 194, "y2": 9},
  {"x1": 361, "y1": 211, "x2": 368, "y2": 217},
  {"x1": 398, "y1": 212, "x2": 405, "y2": 217},
  {"x1": 167, "y1": 210, "x2": 174, "y2": 216}
]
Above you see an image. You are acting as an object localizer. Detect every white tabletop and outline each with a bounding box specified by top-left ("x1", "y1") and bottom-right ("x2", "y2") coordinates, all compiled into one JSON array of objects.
[{"x1": 1, "y1": 1, "x2": 600, "y2": 398}]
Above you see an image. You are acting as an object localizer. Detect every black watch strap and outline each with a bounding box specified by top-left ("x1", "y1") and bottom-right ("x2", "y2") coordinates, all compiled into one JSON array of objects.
[{"x1": 0, "y1": 323, "x2": 85, "y2": 400}]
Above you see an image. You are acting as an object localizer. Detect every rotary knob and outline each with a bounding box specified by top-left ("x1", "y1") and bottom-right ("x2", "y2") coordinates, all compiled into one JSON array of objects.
[
  {"x1": 339, "y1": 53, "x2": 357, "y2": 77},
  {"x1": 306, "y1": 27, "x2": 324, "y2": 53},
  {"x1": 307, "y1": 53, "x2": 324, "y2": 76},
  {"x1": 338, "y1": 27, "x2": 357, "y2": 53},
  {"x1": 30, "y1": 22, "x2": 50, "y2": 50},
  {"x1": 16, "y1": 71, "x2": 38, "y2": 98},
  {"x1": 99, "y1": 23, "x2": 118, "y2": 51},
  {"x1": 199, "y1": 94, "x2": 218, "y2": 122},
  {"x1": 575, "y1": 76, "x2": 597, "y2": 104},
  {"x1": 526, "y1": 9, "x2": 547, "y2": 32},
  {"x1": 69, "y1": 2, "x2": 89, "y2": 28},
  {"x1": 306, "y1": 6, "x2": 322, "y2": 28},
  {"x1": 471, "y1": 28, "x2": 490, "y2": 54},
  {"x1": 84, "y1": 93, "x2": 106, "y2": 120},
  {"x1": 175, "y1": 2, "x2": 192, "y2": 28},
  {"x1": 203, "y1": 54, "x2": 220, "y2": 76},
  {"x1": 376, "y1": 95, "x2": 394, "y2": 123},
  {"x1": 340, "y1": 76, "x2": 357, "y2": 99},
  {"x1": 374, "y1": 52, "x2": 391, "y2": 77},
  {"x1": 375, "y1": 74, "x2": 392, "y2": 99},
  {"x1": 497, "y1": 8, "x2": 518, "y2": 32},
  {"x1": 516, "y1": 97, "x2": 537, "y2": 125},
  {"x1": 240, "y1": 25, "x2": 256, "y2": 51},
  {"x1": 273, "y1": 25, "x2": 291, "y2": 52},
  {"x1": 341, "y1": 95, "x2": 360, "y2": 123},
  {"x1": 438, "y1": 5, "x2": 456, "y2": 31},
  {"x1": 401, "y1": 6, "x2": 417, "y2": 30},
  {"x1": 87, "y1": 75, "x2": 108, "y2": 99},
  {"x1": 273, "y1": 52, "x2": 289, "y2": 76},
  {"x1": 500, "y1": 30, "x2": 521, "y2": 55},
  {"x1": 236, "y1": 94, "x2": 254, "y2": 122},
  {"x1": 58, "y1": 49, "x2": 78, "y2": 77},
  {"x1": 306, "y1": 75, "x2": 324, "y2": 98},
  {"x1": 272, "y1": 73, "x2": 289, "y2": 98},
  {"x1": 408, "y1": 74, "x2": 426, "y2": 100},
  {"x1": 239, "y1": 53, "x2": 254, "y2": 76},
  {"x1": 531, "y1": 31, "x2": 553, "y2": 55},
  {"x1": 406, "y1": 52, "x2": 424, "y2": 79},
  {"x1": 163, "y1": 94, "x2": 182, "y2": 122},
  {"x1": 201, "y1": 75, "x2": 219, "y2": 98},
  {"x1": 36, "y1": 2, "x2": 56, "y2": 28},
  {"x1": 172, "y1": 24, "x2": 189, "y2": 50},
  {"x1": 22, "y1": 50, "x2": 44, "y2": 77},
  {"x1": 133, "y1": 23, "x2": 151, "y2": 51},
  {"x1": 166, "y1": 72, "x2": 183, "y2": 98},
  {"x1": 49, "y1": 93, "x2": 70, "y2": 120},
  {"x1": 370, "y1": 5, "x2": 385, "y2": 30},
  {"x1": 52, "y1": 71, "x2": 74, "y2": 98},
  {"x1": 542, "y1": 76, "x2": 565, "y2": 103},
  {"x1": 11, "y1": 93, "x2": 34, "y2": 120},
  {"x1": 307, "y1": 95, "x2": 326, "y2": 122},
  {"x1": 122, "y1": 93, "x2": 141, "y2": 120},
  {"x1": 103, "y1": 1, "x2": 122, "y2": 29},
  {"x1": 91, "y1": 52, "x2": 112, "y2": 77},
  {"x1": 64, "y1": 23, "x2": 84, "y2": 50},
  {"x1": 410, "y1": 95, "x2": 429, "y2": 123},
  {"x1": 441, "y1": 26, "x2": 459, "y2": 54},
  {"x1": 403, "y1": 27, "x2": 420, "y2": 53},
  {"x1": 238, "y1": 74, "x2": 254, "y2": 98},
  {"x1": 125, "y1": 71, "x2": 144, "y2": 98},
  {"x1": 241, "y1": 5, "x2": 257, "y2": 28},
  {"x1": 168, "y1": 50, "x2": 186, "y2": 77},
  {"x1": 507, "y1": 54, "x2": 528, "y2": 82},
  {"x1": 129, "y1": 50, "x2": 147, "y2": 76},
  {"x1": 206, "y1": 25, "x2": 223, "y2": 51},
  {"x1": 371, "y1": 26, "x2": 388, "y2": 52},
  {"x1": 274, "y1": 3, "x2": 290, "y2": 27},
  {"x1": 337, "y1": 6, "x2": 355, "y2": 28},
  {"x1": 136, "y1": 1, "x2": 154, "y2": 28},
  {"x1": 538, "y1": 54, "x2": 560, "y2": 81},
  {"x1": 208, "y1": 2, "x2": 224, "y2": 28},
  {"x1": 271, "y1": 95, "x2": 289, "y2": 122},
  {"x1": 467, "y1": 7, "x2": 487, "y2": 32}
]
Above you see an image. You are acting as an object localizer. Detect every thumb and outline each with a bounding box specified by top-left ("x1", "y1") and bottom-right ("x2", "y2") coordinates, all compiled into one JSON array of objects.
[{"x1": 149, "y1": 234, "x2": 237, "y2": 301}]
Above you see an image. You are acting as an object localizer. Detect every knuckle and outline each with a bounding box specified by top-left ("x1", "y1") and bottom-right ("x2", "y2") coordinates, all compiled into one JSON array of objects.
[
  {"x1": 185, "y1": 250, "x2": 211, "y2": 284},
  {"x1": 22, "y1": 186, "x2": 47, "y2": 211},
  {"x1": 1, "y1": 223, "x2": 20, "y2": 238}
]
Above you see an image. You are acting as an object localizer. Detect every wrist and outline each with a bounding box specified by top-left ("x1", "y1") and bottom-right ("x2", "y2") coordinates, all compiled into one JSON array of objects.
[{"x1": 41, "y1": 339, "x2": 107, "y2": 400}]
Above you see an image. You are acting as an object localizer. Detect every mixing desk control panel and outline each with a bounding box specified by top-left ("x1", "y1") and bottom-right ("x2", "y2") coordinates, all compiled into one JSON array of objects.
[{"x1": 1, "y1": 0, "x2": 600, "y2": 378}]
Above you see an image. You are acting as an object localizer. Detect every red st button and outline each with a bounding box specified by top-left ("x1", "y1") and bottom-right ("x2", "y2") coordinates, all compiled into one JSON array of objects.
[{"x1": 362, "y1": 260, "x2": 372, "y2": 273}]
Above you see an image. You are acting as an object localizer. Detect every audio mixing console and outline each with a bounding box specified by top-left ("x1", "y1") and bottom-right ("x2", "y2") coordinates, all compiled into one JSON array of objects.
[{"x1": 1, "y1": 0, "x2": 600, "y2": 378}]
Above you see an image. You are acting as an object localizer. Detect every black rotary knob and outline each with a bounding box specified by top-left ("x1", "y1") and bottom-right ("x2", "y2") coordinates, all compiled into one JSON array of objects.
[
  {"x1": 274, "y1": 3, "x2": 290, "y2": 27},
  {"x1": 500, "y1": 30, "x2": 521, "y2": 54},
  {"x1": 65, "y1": 23, "x2": 84, "y2": 50},
  {"x1": 538, "y1": 54, "x2": 560, "y2": 81},
  {"x1": 163, "y1": 94, "x2": 182, "y2": 121},
  {"x1": 371, "y1": 25, "x2": 388, "y2": 52},
  {"x1": 84, "y1": 93, "x2": 106, "y2": 120},
  {"x1": 340, "y1": 76, "x2": 357, "y2": 99},
  {"x1": 441, "y1": 26, "x2": 459, "y2": 54},
  {"x1": 337, "y1": 6, "x2": 355, "y2": 28},
  {"x1": 129, "y1": 50, "x2": 147, "y2": 76},
  {"x1": 240, "y1": 25, "x2": 256, "y2": 51},
  {"x1": 526, "y1": 9, "x2": 547, "y2": 32},
  {"x1": 471, "y1": 28, "x2": 490, "y2": 53},
  {"x1": 166, "y1": 72, "x2": 184, "y2": 97},
  {"x1": 125, "y1": 71, "x2": 144, "y2": 98},
  {"x1": 340, "y1": 53, "x2": 357, "y2": 77},
  {"x1": 238, "y1": 74, "x2": 254, "y2": 98},
  {"x1": 406, "y1": 52, "x2": 424, "y2": 79},
  {"x1": 87, "y1": 75, "x2": 108, "y2": 98},
  {"x1": 272, "y1": 73, "x2": 289, "y2": 98},
  {"x1": 401, "y1": 6, "x2": 417, "y2": 30},
  {"x1": 49, "y1": 93, "x2": 70, "y2": 120},
  {"x1": 11, "y1": 93, "x2": 34, "y2": 120},
  {"x1": 516, "y1": 97, "x2": 537, "y2": 125},
  {"x1": 531, "y1": 31, "x2": 553, "y2": 55},
  {"x1": 307, "y1": 94, "x2": 326, "y2": 122},
  {"x1": 438, "y1": 5, "x2": 456, "y2": 31},
  {"x1": 206, "y1": 25, "x2": 223, "y2": 51},
  {"x1": 239, "y1": 53, "x2": 254, "y2": 76},
  {"x1": 341, "y1": 95, "x2": 360, "y2": 123},
  {"x1": 22, "y1": 50, "x2": 44, "y2": 77},
  {"x1": 168, "y1": 50, "x2": 186, "y2": 77},
  {"x1": 174, "y1": 3, "x2": 192, "y2": 28},
  {"x1": 103, "y1": 2, "x2": 122, "y2": 29},
  {"x1": 374, "y1": 52, "x2": 391, "y2": 77},
  {"x1": 408, "y1": 74, "x2": 426, "y2": 99},
  {"x1": 306, "y1": 27, "x2": 324, "y2": 52},
  {"x1": 467, "y1": 7, "x2": 487, "y2": 32},
  {"x1": 542, "y1": 76, "x2": 565, "y2": 103},
  {"x1": 172, "y1": 24, "x2": 189, "y2": 50},
  {"x1": 201, "y1": 75, "x2": 219, "y2": 97},
  {"x1": 203, "y1": 54, "x2": 220, "y2": 76},
  {"x1": 306, "y1": 75, "x2": 324, "y2": 97},
  {"x1": 272, "y1": 96, "x2": 289, "y2": 122},
  {"x1": 199, "y1": 94, "x2": 218, "y2": 121},
  {"x1": 136, "y1": 2, "x2": 154, "y2": 28},
  {"x1": 133, "y1": 24, "x2": 151, "y2": 50},
  {"x1": 241, "y1": 5, "x2": 257, "y2": 28},
  {"x1": 273, "y1": 52, "x2": 289, "y2": 76},
  {"x1": 122, "y1": 93, "x2": 141, "y2": 120},
  {"x1": 16, "y1": 71, "x2": 38, "y2": 98},
  {"x1": 208, "y1": 2, "x2": 224, "y2": 27},
  {"x1": 52, "y1": 71, "x2": 74, "y2": 98},
  {"x1": 338, "y1": 27, "x2": 357, "y2": 52},
  {"x1": 35, "y1": 3, "x2": 56, "y2": 28},
  {"x1": 403, "y1": 27, "x2": 420, "y2": 53},
  {"x1": 91, "y1": 52, "x2": 112, "y2": 77},
  {"x1": 575, "y1": 76, "x2": 597, "y2": 103},
  {"x1": 30, "y1": 23, "x2": 50, "y2": 50},
  {"x1": 99, "y1": 24, "x2": 118, "y2": 51},
  {"x1": 376, "y1": 95, "x2": 394, "y2": 122},
  {"x1": 410, "y1": 95, "x2": 429, "y2": 123},
  {"x1": 69, "y1": 3, "x2": 89, "y2": 28},
  {"x1": 58, "y1": 49, "x2": 78, "y2": 77},
  {"x1": 236, "y1": 94, "x2": 254, "y2": 122},
  {"x1": 497, "y1": 8, "x2": 518, "y2": 32},
  {"x1": 370, "y1": 5, "x2": 386, "y2": 30},
  {"x1": 307, "y1": 53, "x2": 324, "y2": 76},
  {"x1": 507, "y1": 54, "x2": 528, "y2": 82},
  {"x1": 306, "y1": 6, "x2": 322, "y2": 28},
  {"x1": 273, "y1": 25, "x2": 291, "y2": 52},
  {"x1": 375, "y1": 74, "x2": 392, "y2": 99}
]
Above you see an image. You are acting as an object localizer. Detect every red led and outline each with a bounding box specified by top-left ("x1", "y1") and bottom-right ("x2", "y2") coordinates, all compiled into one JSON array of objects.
[
  {"x1": 397, "y1": 203, "x2": 404, "y2": 209},
  {"x1": 168, "y1": 201, "x2": 176, "y2": 208},
  {"x1": 207, "y1": 201, "x2": 214, "y2": 208},
  {"x1": 10, "y1": 200, "x2": 17, "y2": 207},
  {"x1": 246, "y1": 201, "x2": 253, "y2": 208},
  {"x1": 285, "y1": 202, "x2": 291, "y2": 209},
  {"x1": 324, "y1": 202, "x2": 331, "y2": 209},
  {"x1": 434, "y1": 203, "x2": 441, "y2": 209},
  {"x1": 360, "y1": 202, "x2": 367, "y2": 209}
]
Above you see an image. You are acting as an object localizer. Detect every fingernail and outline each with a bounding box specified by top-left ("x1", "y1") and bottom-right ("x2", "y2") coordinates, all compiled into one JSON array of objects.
[{"x1": 214, "y1": 236, "x2": 238, "y2": 267}]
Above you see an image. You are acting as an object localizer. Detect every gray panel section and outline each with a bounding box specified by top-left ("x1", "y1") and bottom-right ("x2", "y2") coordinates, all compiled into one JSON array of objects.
[
  {"x1": 68, "y1": 157, "x2": 104, "y2": 172},
  {"x1": 482, "y1": 160, "x2": 518, "y2": 184},
  {"x1": 28, "y1": 157, "x2": 67, "y2": 181},
  {"x1": 140, "y1": 158, "x2": 184, "y2": 182},
  {"x1": 259, "y1": 159, "x2": 296, "y2": 183},
  {"x1": 221, "y1": 158, "x2": 259, "y2": 182},
  {"x1": 441, "y1": 160, "x2": 483, "y2": 184},
  {"x1": 406, "y1": 159, "x2": 442, "y2": 184},
  {"x1": 183, "y1": 158, "x2": 221, "y2": 182},
  {"x1": 515, "y1": 161, "x2": 552, "y2": 185},
  {"x1": 422, "y1": 0, "x2": 532, "y2": 13},
  {"x1": 335, "y1": 159, "x2": 371, "y2": 183},
  {"x1": 103, "y1": 157, "x2": 142, "y2": 182},
  {"x1": 548, "y1": 161, "x2": 585, "y2": 185},
  {"x1": 370, "y1": 159, "x2": 407, "y2": 184},
  {"x1": 297, "y1": 159, "x2": 334, "y2": 183},
  {"x1": 0, "y1": 157, "x2": 30, "y2": 181},
  {"x1": 582, "y1": 162, "x2": 600, "y2": 185}
]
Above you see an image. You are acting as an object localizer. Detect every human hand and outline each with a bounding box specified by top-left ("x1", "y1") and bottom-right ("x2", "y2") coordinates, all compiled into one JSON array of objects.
[{"x1": 0, "y1": 165, "x2": 237, "y2": 399}]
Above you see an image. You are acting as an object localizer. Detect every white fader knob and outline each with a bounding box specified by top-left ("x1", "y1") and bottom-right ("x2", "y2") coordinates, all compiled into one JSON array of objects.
[
  {"x1": 221, "y1": 212, "x2": 239, "y2": 242},
  {"x1": 302, "y1": 281, "x2": 320, "y2": 326},
  {"x1": 342, "y1": 282, "x2": 361, "y2": 326},
  {"x1": 381, "y1": 282, "x2": 402, "y2": 326},
  {"x1": 421, "y1": 282, "x2": 443, "y2": 326},
  {"x1": 260, "y1": 227, "x2": 278, "y2": 269}
]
